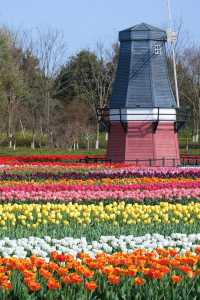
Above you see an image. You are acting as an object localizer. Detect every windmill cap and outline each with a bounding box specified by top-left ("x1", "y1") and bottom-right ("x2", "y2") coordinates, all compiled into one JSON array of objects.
[{"x1": 119, "y1": 23, "x2": 167, "y2": 41}]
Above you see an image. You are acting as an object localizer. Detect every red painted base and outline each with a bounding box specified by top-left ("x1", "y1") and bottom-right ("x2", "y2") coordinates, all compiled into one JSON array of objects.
[{"x1": 107, "y1": 122, "x2": 180, "y2": 166}]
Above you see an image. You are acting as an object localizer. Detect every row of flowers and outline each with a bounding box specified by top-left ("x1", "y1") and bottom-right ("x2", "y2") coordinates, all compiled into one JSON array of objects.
[
  {"x1": 1, "y1": 166, "x2": 200, "y2": 179},
  {"x1": 0, "y1": 202, "x2": 200, "y2": 227},
  {"x1": 0, "y1": 163, "x2": 185, "y2": 172},
  {"x1": 0, "y1": 187, "x2": 199, "y2": 202},
  {"x1": 0, "y1": 161, "x2": 113, "y2": 168},
  {"x1": 1, "y1": 180, "x2": 200, "y2": 191},
  {"x1": 0, "y1": 249, "x2": 200, "y2": 299},
  {"x1": 0, "y1": 154, "x2": 105, "y2": 163},
  {"x1": 0, "y1": 153, "x2": 197, "y2": 164},
  {"x1": 0, "y1": 233, "x2": 200, "y2": 259},
  {"x1": 1, "y1": 176, "x2": 198, "y2": 185}
]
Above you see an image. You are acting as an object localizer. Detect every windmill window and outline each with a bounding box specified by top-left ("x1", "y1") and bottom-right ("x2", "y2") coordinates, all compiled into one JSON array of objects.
[{"x1": 154, "y1": 44, "x2": 162, "y2": 55}]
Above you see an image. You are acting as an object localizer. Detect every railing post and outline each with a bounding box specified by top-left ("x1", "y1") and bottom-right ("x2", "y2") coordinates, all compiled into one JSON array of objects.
[
  {"x1": 149, "y1": 159, "x2": 152, "y2": 167},
  {"x1": 173, "y1": 158, "x2": 175, "y2": 167},
  {"x1": 162, "y1": 157, "x2": 165, "y2": 167}
]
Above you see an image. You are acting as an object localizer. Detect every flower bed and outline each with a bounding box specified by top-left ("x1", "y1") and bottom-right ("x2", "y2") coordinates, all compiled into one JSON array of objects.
[
  {"x1": 0, "y1": 157, "x2": 200, "y2": 298},
  {"x1": 1, "y1": 249, "x2": 200, "y2": 299},
  {"x1": 0, "y1": 202, "x2": 200, "y2": 228},
  {"x1": 0, "y1": 233, "x2": 200, "y2": 259},
  {"x1": 2, "y1": 166, "x2": 200, "y2": 178},
  {"x1": 0, "y1": 154, "x2": 106, "y2": 164},
  {"x1": 1, "y1": 178, "x2": 200, "y2": 202}
]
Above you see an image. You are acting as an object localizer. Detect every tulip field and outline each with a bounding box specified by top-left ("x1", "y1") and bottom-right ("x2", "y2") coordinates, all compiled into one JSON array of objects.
[{"x1": 1, "y1": 155, "x2": 200, "y2": 299}]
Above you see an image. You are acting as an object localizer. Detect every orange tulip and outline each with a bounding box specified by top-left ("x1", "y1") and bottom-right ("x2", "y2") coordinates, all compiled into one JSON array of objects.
[
  {"x1": 82, "y1": 269, "x2": 94, "y2": 278},
  {"x1": 30, "y1": 256, "x2": 45, "y2": 268},
  {"x1": 134, "y1": 277, "x2": 145, "y2": 286},
  {"x1": 57, "y1": 267, "x2": 68, "y2": 277},
  {"x1": 107, "y1": 274, "x2": 120, "y2": 285},
  {"x1": 48, "y1": 262, "x2": 59, "y2": 272},
  {"x1": 126, "y1": 267, "x2": 137, "y2": 277},
  {"x1": 102, "y1": 266, "x2": 114, "y2": 275},
  {"x1": 178, "y1": 265, "x2": 193, "y2": 274},
  {"x1": 47, "y1": 277, "x2": 60, "y2": 290},
  {"x1": 195, "y1": 247, "x2": 200, "y2": 255},
  {"x1": 85, "y1": 280, "x2": 97, "y2": 291},
  {"x1": 171, "y1": 275, "x2": 182, "y2": 284},
  {"x1": 39, "y1": 268, "x2": 52, "y2": 280},
  {"x1": 50, "y1": 251, "x2": 58, "y2": 261},
  {"x1": 145, "y1": 269, "x2": 165, "y2": 280},
  {"x1": 68, "y1": 273, "x2": 83, "y2": 284},
  {"x1": 186, "y1": 271, "x2": 194, "y2": 279},
  {"x1": 169, "y1": 249, "x2": 178, "y2": 257},
  {"x1": 23, "y1": 270, "x2": 36, "y2": 279},
  {"x1": 0, "y1": 279, "x2": 12, "y2": 290},
  {"x1": 61, "y1": 275, "x2": 70, "y2": 284},
  {"x1": 26, "y1": 280, "x2": 41, "y2": 292}
]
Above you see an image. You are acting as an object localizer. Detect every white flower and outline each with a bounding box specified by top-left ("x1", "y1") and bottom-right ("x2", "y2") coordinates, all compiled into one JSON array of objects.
[
  {"x1": 44, "y1": 236, "x2": 51, "y2": 243},
  {"x1": 0, "y1": 233, "x2": 199, "y2": 259}
]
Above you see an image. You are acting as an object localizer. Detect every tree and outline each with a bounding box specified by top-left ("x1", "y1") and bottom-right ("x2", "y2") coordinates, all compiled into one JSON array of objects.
[
  {"x1": 19, "y1": 28, "x2": 67, "y2": 147},
  {"x1": 179, "y1": 46, "x2": 200, "y2": 141},
  {"x1": 20, "y1": 50, "x2": 45, "y2": 149},
  {"x1": 33, "y1": 29, "x2": 66, "y2": 146},
  {"x1": 0, "y1": 28, "x2": 27, "y2": 148},
  {"x1": 55, "y1": 43, "x2": 118, "y2": 149}
]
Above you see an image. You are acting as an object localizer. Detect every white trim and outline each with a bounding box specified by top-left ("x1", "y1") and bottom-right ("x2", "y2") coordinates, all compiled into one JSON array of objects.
[{"x1": 109, "y1": 108, "x2": 176, "y2": 121}]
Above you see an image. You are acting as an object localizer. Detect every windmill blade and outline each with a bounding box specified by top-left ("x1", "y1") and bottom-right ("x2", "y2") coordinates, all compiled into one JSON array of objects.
[{"x1": 166, "y1": 0, "x2": 180, "y2": 108}]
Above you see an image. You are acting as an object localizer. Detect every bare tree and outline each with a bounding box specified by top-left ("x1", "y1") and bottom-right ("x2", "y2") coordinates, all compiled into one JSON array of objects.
[
  {"x1": 179, "y1": 46, "x2": 200, "y2": 142},
  {"x1": 37, "y1": 29, "x2": 66, "y2": 145},
  {"x1": 79, "y1": 42, "x2": 118, "y2": 149},
  {"x1": 23, "y1": 29, "x2": 67, "y2": 146}
]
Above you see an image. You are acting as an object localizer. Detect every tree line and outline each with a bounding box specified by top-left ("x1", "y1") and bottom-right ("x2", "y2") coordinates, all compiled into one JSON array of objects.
[{"x1": 0, "y1": 25, "x2": 199, "y2": 150}]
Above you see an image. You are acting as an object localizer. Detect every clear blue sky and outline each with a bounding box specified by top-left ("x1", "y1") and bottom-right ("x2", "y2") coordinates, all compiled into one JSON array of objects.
[{"x1": 0, "y1": 0, "x2": 199, "y2": 56}]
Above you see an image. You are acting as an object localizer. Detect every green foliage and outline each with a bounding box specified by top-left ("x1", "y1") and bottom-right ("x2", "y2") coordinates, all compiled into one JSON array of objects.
[
  {"x1": 0, "y1": 146, "x2": 105, "y2": 156},
  {"x1": 0, "y1": 222, "x2": 200, "y2": 240},
  {"x1": 1, "y1": 272, "x2": 200, "y2": 300},
  {"x1": 0, "y1": 132, "x2": 47, "y2": 148},
  {"x1": 55, "y1": 50, "x2": 100, "y2": 102},
  {"x1": 0, "y1": 30, "x2": 26, "y2": 99}
]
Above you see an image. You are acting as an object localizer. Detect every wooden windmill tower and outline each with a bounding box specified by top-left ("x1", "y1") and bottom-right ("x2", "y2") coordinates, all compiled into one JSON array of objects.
[{"x1": 97, "y1": 21, "x2": 186, "y2": 166}]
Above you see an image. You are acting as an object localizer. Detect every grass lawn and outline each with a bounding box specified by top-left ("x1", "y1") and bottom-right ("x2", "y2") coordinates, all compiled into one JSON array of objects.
[
  {"x1": 180, "y1": 149, "x2": 200, "y2": 155},
  {"x1": 0, "y1": 147, "x2": 106, "y2": 156},
  {"x1": 0, "y1": 145, "x2": 199, "y2": 156}
]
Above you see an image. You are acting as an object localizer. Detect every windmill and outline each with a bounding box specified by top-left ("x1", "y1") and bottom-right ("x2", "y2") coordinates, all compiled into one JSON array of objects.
[{"x1": 96, "y1": 2, "x2": 187, "y2": 166}]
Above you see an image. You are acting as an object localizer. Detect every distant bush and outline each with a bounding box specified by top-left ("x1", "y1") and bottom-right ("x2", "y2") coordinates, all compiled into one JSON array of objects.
[
  {"x1": 0, "y1": 132, "x2": 47, "y2": 148},
  {"x1": 0, "y1": 131, "x2": 107, "y2": 150}
]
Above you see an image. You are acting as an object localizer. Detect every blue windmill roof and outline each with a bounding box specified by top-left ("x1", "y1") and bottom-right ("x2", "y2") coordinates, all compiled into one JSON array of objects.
[
  {"x1": 125, "y1": 23, "x2": 166, "y2": 32},
  {"x1": 119, "y1": 23, "x2": 167, "y2": 41},
  {"x1": 109, "y1": 23, "x2": 176, "y2": 109}
]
